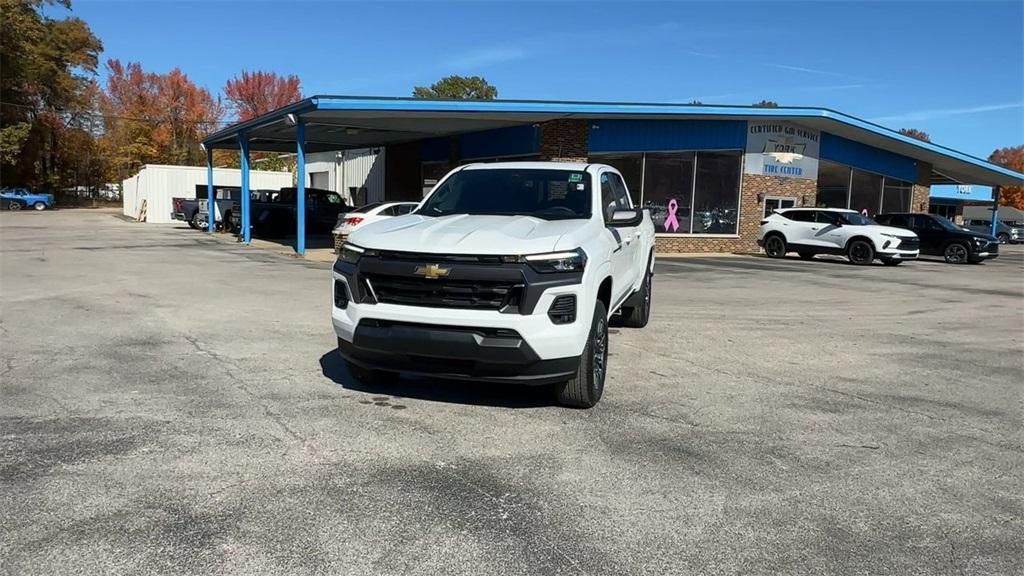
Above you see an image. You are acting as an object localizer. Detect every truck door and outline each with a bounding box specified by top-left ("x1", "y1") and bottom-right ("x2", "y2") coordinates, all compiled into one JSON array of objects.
[{"x1": 600, "y1": 171, "x2": 639, "y2": 310}]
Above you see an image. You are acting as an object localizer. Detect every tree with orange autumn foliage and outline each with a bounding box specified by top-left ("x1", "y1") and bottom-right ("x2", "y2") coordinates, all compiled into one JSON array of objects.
[
  {"x1": 988, "y1": 145, "x2": 1024, "y2": 210},
  {"x1": 223, "y1": 71, "x2": 302, "y2": 122},
  {"x1": 898, "y1": 128, "x2": 930, "y2": 142},
  {"x1": 215, "y1": 71, "x2": 302, "y2": 169},
  {"x1": 100, "y1": 59, "x2": 222, "y2": 170}
]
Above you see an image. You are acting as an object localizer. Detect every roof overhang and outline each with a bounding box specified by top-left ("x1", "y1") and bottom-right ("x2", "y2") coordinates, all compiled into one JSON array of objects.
[{"x1": 202, "y1": 96, "x2": 1024, "y2": 188}]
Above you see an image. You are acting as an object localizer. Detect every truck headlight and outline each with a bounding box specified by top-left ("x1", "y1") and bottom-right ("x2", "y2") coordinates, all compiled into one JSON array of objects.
[
  {"x1": 339, "y1": 242, "x2": 367, "y2": 264},
  {"x1": 523, "y1": 248, "x2": 587, "y2": 273}
]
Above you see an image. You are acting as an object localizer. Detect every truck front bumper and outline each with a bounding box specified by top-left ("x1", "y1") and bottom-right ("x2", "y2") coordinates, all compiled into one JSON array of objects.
[{"x1": 336, "y1": 322, "x2": 579, "y2": 385}]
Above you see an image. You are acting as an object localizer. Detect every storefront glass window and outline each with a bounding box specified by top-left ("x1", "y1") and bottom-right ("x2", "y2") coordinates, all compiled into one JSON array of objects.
[
  {"x1": 816, "y1": 160, "x2": 850, "y2": 208},
  {"x1": 643, "y1": 153, "x2": 695, "y2": 233},
  {"x1": 881, "y1": 177, "x2": 913, "y2": 213},
  {"x1": 849, "y1": 169, "x2": 884, "y2": 216},
  {"x1": 692, "y1": 151, "x2": 741, "y2": 234}
]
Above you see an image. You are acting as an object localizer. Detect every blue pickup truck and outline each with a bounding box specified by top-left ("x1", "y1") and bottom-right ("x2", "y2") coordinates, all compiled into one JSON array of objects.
[{"x1": 0, "y1": 188, "x2": 55, "y2": 211}]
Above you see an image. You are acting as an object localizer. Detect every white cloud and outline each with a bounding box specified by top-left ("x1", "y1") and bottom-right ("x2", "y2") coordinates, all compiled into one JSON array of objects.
[
  {"x1": 445, "y1": 47, "x2": 528, "y2": 70},
  {"x1": 871, "y1": 102, "x2": 1024, "y2": 123},
  {"x1": 765, "y1": 63, "x2": 851, "y2": 78}
]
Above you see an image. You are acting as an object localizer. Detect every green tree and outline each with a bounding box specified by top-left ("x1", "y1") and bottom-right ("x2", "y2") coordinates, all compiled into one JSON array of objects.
[
  {"x1": 413, "y1": 75, "x2": 498, "y2": 100},
  {"x1": 0, "y1": 0, "x2": 103, "y2": 188},
  {"x1": 752, "y1": 100, "x2": 779, "y2": 108}
]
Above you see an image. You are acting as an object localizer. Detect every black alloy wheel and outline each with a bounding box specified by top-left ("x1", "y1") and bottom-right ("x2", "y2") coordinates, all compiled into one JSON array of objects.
[
  {"x1": 847, "y1": 239, "x2": 875, "y2": 265},
  {"x1": 556, "y1": 300, "x2": 609, "y2": 408},
  {"x1": 944, "y1": 242, "x2": 969, "y2": 264},
  {"x1": 764, "y1": 235, "x2": 786, "y2": 258}
]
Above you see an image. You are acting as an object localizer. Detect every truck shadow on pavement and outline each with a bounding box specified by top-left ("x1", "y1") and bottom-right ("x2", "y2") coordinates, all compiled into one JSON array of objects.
[{"x1": 318, "y1": 351, "x2": 558, "y2": 409}]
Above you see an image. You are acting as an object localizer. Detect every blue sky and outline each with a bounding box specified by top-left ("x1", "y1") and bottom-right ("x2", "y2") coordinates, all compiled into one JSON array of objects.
[{"x1": 63, "y1": 0, "x2": 1022, "y2": 160}]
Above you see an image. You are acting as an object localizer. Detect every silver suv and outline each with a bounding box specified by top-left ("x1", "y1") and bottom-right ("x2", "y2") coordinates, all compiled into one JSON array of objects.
[{"x1": 962, "y1": 219, "x2": 1023, "y2": 244}]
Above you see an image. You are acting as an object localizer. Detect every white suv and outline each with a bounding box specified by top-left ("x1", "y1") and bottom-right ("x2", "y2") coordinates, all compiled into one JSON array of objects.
[{"x1": 758, "y1": 208, "x2": 920, "y2": 265}]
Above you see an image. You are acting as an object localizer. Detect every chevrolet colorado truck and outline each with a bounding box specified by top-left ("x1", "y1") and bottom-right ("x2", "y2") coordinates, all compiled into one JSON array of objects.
[{"x1": 332, "y1": 162, "x2": 656, "y2": 408}]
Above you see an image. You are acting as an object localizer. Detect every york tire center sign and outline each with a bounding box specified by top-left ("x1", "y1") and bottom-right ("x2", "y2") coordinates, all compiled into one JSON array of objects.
[{"x1": 744, "y1": 121, "x2": 820, "y2": 180}]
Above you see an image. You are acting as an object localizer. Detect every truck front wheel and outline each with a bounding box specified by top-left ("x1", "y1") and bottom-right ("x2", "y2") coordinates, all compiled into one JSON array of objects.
[{"x1": 556, "y1": 300, "x2": 608, "y2": 408}]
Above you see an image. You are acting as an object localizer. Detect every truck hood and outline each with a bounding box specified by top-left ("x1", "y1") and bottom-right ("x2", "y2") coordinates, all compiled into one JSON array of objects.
[{"x1": 347, "y1": 214, "x2": 588, "y2": 255}]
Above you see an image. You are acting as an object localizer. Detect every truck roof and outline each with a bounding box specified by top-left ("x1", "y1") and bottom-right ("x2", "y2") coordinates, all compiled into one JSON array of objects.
[{"x1": 460, "y1": 161, "x2": 593, "y2": 172}]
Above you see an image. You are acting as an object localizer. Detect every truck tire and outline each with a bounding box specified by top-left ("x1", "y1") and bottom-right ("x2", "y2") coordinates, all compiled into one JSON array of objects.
[
  {"x1": 344, "y1": 359, "x2": 387, "y2": 385},
  {"x1": 620, "y1": 266, "x2": 652, "y2": 328},
  {"x1": 8, "y1": 201, "x2": 22, "y2": 211},
  {"x1": 556, "y1": 300, "x2": 608, "y2": 408},
  {"x1": 189, "y1": 211, "x2": 201, "y2": 230},
  {"x1": 33, "y1": 202, "x2": 46, "y2": 211}
]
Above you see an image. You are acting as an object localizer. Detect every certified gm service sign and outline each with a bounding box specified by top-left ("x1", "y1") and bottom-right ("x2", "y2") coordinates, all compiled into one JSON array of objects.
[{"x1": 745, "y1": 121, "x2": 820, "y2": 180}]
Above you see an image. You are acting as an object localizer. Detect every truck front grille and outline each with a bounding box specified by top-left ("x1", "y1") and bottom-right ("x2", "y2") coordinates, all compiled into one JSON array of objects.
[{"x1": 363, "y1": 274, "x2": 522, "y2": 311}]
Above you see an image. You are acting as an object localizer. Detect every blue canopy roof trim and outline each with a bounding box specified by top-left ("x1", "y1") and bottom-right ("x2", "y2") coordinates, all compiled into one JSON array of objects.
[{"x1": 202, "y1": 96, "x2": 1024, "y2": 187}]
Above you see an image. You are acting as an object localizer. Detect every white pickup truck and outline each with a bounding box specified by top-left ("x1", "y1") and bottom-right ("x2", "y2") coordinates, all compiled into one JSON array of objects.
[{"x1": 332, "y1": 162, "x2": 656, "y2": 407}]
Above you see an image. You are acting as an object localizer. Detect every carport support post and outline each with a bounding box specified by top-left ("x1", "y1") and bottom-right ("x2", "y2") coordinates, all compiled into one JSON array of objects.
[
  {"x1": 205, "y1": 148, "x2": 215, "y2": 233},
  {"x1": 240, "y1": 134, "x2": 251, "y2": 244},
  {"x1": 990, "y1": 186, "x2": 1000, "y2": 237},
  {"x1": 296, "y1": 119, "x2": 306, "y2": 255}
]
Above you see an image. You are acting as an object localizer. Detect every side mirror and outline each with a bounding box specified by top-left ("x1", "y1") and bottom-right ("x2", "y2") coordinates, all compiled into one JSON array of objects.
[{"x1": 610, "y1": 208, "x2": 643, "y2": 227}]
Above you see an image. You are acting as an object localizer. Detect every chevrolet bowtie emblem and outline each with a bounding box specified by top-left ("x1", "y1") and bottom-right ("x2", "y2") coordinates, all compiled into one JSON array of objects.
[{"x1": 414, "y1": 264, "x2": 450, "y2": 279}]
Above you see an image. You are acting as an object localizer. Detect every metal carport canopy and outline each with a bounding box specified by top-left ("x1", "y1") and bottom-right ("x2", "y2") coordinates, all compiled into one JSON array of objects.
[{"x1": 202, "y1": 96, "x2": 1024, "y2": 187}]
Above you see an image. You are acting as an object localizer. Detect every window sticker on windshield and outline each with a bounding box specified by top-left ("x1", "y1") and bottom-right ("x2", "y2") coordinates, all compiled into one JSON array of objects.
[
  {"x1": 569, "y1": 173, "x2": 583, "y2": 183},
  {"x1": 549, "y1": 180, "x2": 568, "y2": 199}
]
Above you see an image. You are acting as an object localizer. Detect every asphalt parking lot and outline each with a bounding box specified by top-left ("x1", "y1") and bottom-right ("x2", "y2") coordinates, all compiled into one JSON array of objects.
[{"x1": 2, "y1": 208, "x2": 1022, "y2": 576}]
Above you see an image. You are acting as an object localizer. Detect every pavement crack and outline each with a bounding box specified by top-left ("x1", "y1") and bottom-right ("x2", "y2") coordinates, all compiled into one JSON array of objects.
[
  {"x1": 182, "y1": 333, "x2": 308, "y2": 447},
  {"x1": 940, "y1": 527, "x2": 966, "y2": 576},
  {"x1": 821, "y1": 386, "x2": 997, "y2": 437}
]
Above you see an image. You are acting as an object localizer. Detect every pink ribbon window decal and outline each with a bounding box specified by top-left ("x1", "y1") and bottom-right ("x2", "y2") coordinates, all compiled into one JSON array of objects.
[{"x1": 664, "y1": 198, "x2": 680, "y2": 232}]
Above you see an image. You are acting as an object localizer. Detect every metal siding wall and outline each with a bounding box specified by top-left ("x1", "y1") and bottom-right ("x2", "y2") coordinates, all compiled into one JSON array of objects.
[
  {"x1": 124, "y1": 165, "x2": 291, "y2": 224},
  {"x1": 588, "y1": 119, "x2": 748, "y2": 153},
  {"x1": 303, "y1": 151, "x2": 338, "y2": 191},
  {"x1": 458, "y1": 124, "x2": 539, "y2": 160},
  {"x1": 820, "y1": 133, "x2": 917, "y2": 182},
  {"x1": 121, "y1": 173, "x2": 139, "y2": 216},
  {"x1": 339, "y1": 148, "x2": 385, "y2": 204}
]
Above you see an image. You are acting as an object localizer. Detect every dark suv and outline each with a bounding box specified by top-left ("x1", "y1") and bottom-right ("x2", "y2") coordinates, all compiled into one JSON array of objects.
[{"x1": 875, "y1": 213, "x2": 999, "y2": 264}]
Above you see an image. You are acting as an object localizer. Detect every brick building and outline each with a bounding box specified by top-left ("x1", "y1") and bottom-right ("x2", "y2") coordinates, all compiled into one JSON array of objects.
[{"x1": 201, "y1": 97, "x2": 1024, "y2": 254}]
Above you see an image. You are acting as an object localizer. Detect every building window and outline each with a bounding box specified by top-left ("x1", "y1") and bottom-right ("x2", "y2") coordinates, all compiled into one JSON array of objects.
[
  {"x1": 693, "y1": 151, "x2": 741, "y2": 234},
  {"x1": 849, "y1": 169, "x2": 884, "y2": 216},
  {"x1": 590, "y1": 150, "x2": 741, "y2": 235},
  {"x1": 881, "y1": 177, "x2": 912, "y2": 213},
  {"x1": 816, "y1": 160, "x2": 849, "y2": 208},
  {"x1": 643, "y1": 153, "x2": 695, "y2": 233}
]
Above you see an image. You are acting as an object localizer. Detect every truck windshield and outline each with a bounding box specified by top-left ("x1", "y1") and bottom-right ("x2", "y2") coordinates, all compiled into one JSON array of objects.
[{"x1": 418, "y1": 169, "x2": 591, "y2": 220}]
